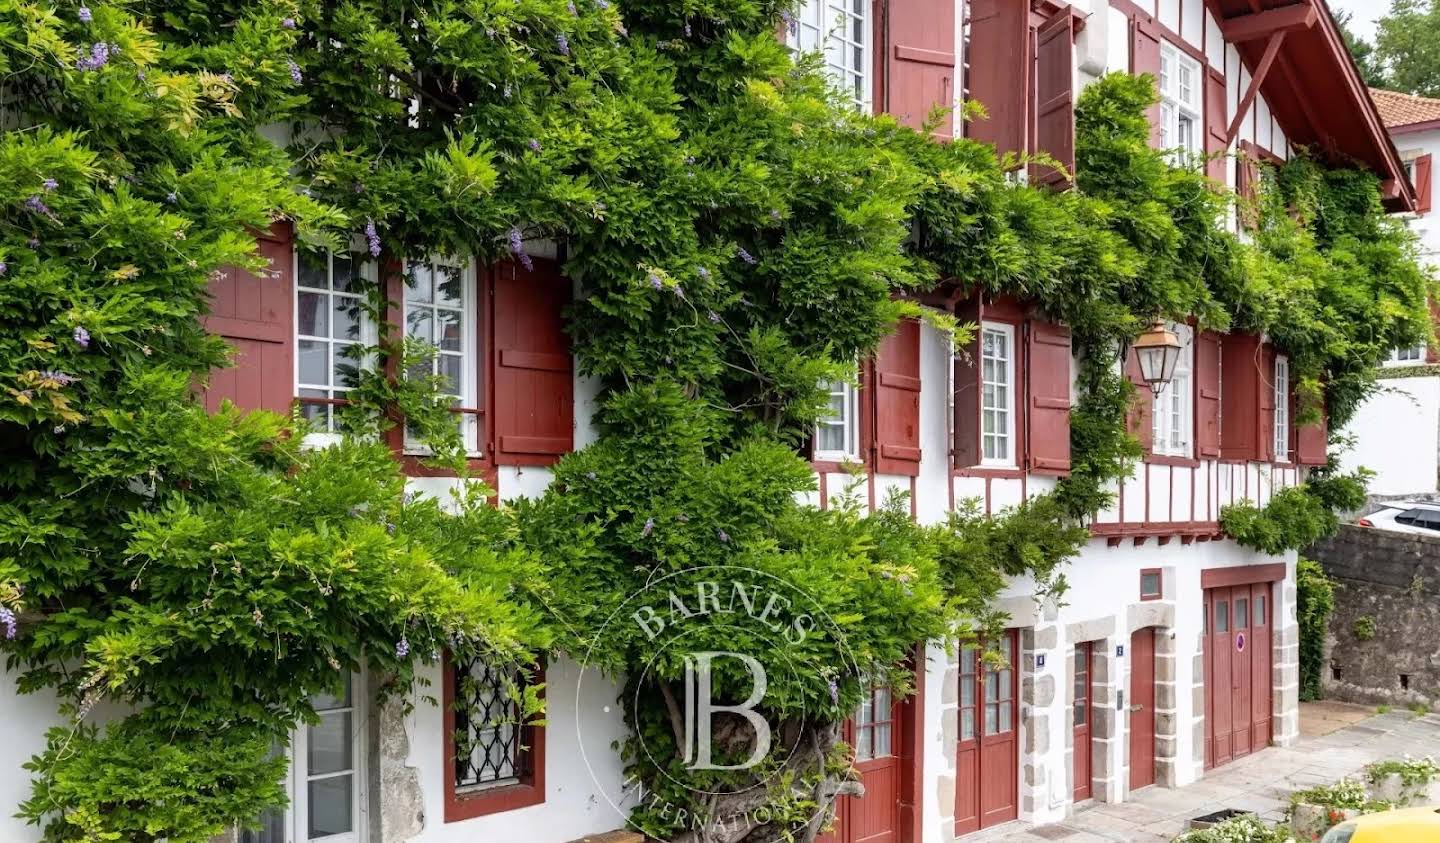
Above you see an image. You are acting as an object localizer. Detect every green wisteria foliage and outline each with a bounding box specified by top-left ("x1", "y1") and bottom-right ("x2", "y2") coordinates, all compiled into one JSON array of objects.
[{"x1": 0, "y1": 0, "x2": 1429, "y2": 840}]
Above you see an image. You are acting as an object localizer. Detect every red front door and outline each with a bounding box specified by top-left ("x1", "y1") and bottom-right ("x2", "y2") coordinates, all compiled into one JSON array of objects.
[
  {"x1": 1073, "y1": 642, "x2": 1093, "y2": 802},
  {"x1": 954, "y1": 630, "x2": 1019, "y2": 834},
  {"x1": 819, "y1": 680, "x2": 912, "y2": 843},
  {"x1": 1129, "y1": 627, "x2": 1156, "y2": 791},
  {"x1": 1204, "y1": 583, "x2": 1273, "y2": 769}
]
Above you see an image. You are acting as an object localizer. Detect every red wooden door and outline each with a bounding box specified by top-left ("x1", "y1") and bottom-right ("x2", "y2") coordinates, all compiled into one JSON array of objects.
[
  {"x1": 955, "y1": 631, "x2": 1019, "y2": 833},
  {"x1": 818, "y1": 682, "x2": 907, "y2": 843},
  {"x1": 1209, "y1": 594, "x2": 1232, "y2": 767},
  {"x1": 1250, "y1": 584, "x2": 1273, "y2": 749},
  {"x1": 1231, "y1": 589, "x2": 1254, "y2": 758},
  {"x1": 1129, "y1": 627, "x2": 1156, "y2": 791},
  {"x1": 1072, "y1": 642, "x2": 1093, "y2": 802}
]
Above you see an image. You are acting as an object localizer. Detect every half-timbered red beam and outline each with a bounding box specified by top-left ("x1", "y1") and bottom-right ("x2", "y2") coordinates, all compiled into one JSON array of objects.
[
  {"x1": 1219, "y1": 2, "x2": 1318, "y2": 43},
  {"x1": 1226, "y1": 31, "x2": 1288, "y2": 144}
]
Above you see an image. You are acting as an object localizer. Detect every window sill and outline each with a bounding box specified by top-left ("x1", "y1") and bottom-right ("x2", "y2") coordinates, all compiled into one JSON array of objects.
[
  {"x1": 954, "y1": 465, "x2": 1024, "y2": 479},
  {"x1": 1144, "y1": 454, "x2": 1201, "y2": 468},
  {"x1": 444, "y1": 779, "x2": 545, "y2": 822},
  {"x1": 812, "y1": 458, "x2": 866, "y2": 473}
]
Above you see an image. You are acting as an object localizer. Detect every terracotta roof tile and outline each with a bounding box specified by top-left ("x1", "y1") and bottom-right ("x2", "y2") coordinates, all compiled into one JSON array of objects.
[{"x1": 1371, "y1": 88, "x2": 1440, "y2": 129}]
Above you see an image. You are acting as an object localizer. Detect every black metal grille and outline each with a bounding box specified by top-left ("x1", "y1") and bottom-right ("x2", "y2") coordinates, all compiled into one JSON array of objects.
[{"x1": 453, "y1": 655, "x2": 526, "y2": 790}]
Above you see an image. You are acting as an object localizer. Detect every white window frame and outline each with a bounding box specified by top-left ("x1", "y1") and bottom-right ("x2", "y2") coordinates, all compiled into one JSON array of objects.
[
  {"x1": 241, "y1": 673, "x2": 368, "y2": 843},
  {"x1": 1151, "y1": 323, "x2": 1194, "y2": 458},
  {"x1": 1158, "y1": 42, "x2": 1202, "y2": 162},
  {"x1": 401, "y1": 256, "x2": 480, "y2": 456},
  {"x1": 1273, "y1": 354, "x2": 1290, "y2": 463},
  {"x1": 980, "y1": 323, "x2": 1016, "y2": 468},
  {"x1": 788, "y1": 0, "x2": 871, "y2": 112},
  {"x1": 814, "y1": 377, "x2": 861, "y2": 462},
  {"x1": 294, "y1": 246, "x2": 379, "y2": 446},
  {"x1": 1387, "y1": 345, "x2": 1427, "y2": 366}
]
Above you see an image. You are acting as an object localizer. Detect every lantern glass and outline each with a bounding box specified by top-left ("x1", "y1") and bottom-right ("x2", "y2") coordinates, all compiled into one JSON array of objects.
[{"x1": 1132, "y1": 321, "x2": 1184, "y2": 396}]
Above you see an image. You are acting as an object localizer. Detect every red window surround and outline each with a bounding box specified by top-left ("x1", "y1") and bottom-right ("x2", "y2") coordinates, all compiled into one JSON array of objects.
[
  {"x1": 203, "y1": 239, "x2": 575, "y2": 478},
  {"x1": 953, "y1": 294, "x2": 1072, "y2": 478},
  {"x1": 442, "y1": 653, "x2": 546, "y2": 821},
  {"x1": 1140, "y1": 568, "x2": 1163, "y2": 601}
]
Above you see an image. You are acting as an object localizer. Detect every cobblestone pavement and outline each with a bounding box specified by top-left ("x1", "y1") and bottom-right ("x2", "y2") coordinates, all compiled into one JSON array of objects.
[{"x1": 970, "y1": 705, "x2": 1440, "y2": 842}]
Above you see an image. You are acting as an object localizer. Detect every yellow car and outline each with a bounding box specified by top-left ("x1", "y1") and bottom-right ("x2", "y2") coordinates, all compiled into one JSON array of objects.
[{"x1": 1321, "y1": 806, "x2": 1440, "y2": 842}]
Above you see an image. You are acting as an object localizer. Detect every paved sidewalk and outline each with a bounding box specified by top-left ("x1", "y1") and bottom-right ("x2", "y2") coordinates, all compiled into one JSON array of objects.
[{"x1": 973, "y1": 706, "x2": 1440, "y2": 842}]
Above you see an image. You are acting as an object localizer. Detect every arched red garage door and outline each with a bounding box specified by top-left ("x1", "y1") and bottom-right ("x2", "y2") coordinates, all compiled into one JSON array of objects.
[{"x1": 954, "y1": 630, "x2": 1019, "y2": 834}]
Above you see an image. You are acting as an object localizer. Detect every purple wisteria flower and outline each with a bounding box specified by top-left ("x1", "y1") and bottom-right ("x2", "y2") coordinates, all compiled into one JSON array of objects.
[
  {"x1": 287, "y1": 59, "x2": 302, "y2": 84},
  {"x1": 0, "y1": 607, "x2": 15, "y2": 640},
  {"x1": 673, "y1": 285, "x2": 685, "y2": 299},
  {"x1": 567, "y1": 0, "x2": 577, "y2": 14},
  {"x1": 27, "y1": 238, "x2": 39, "y2": 249},
  {"x1": 684, "y1": 22, "x2": 692, "y2": 36},
  {"x1": 527, "y1": 138, "x2": 542, "y2": 152},
  {"x1": 827, "y1": 678, "x2": 839, "y2": 704},
  {"x1": 73, "y1": 326, "x2": 90, "y2": 349},
  {"x1": 78, "y1": 5, "x2": 91, "y2": 22},
  {"x1": 507, "y1": 226, "x2": 533, "y2": 271},
  {"x1": 596, "y1": 0, "x2": 609, "y2": 9},
  {"x1": 648, "y1": 272, "x2": 663, "y2": 290},
  {"x1": 396, "y1": 637, "x2": 410, "y2": 658},
  {"x1": 282, "y1": 17, "x2": 296, "y2": 29},
  {"x1": 165, "y1": 191, "x2": 178, "y2": 204},
  {"x1": 42, "y1": 178, "x2": 58, "y2": 192},
  {"x1": 641, "y1": 517, "x2": 654, "y2": 538},
  {"x1": 696, "y1": 265, "x2": 710, "y2": 281},
  {"x1": 676, "y1": 513, "x2": 688, "y2": 522},
  {"x1": 24, "y1": 196, "x2": 52, "y2": 216},
  {"x1": 364, "y1": 218, "x2": 381, "y2": 257},
  {"x1": 0, "y1": 262, "x2": 8, "y2": 276},
  {"x1": 39, "y1": 370, "x2": 76, "y2": 386},
  {"x1": 717, "y1": 528, "x2": 730, "y2": 543},
  {"x1": 708, "y1": 311, "x2": 720, "y2": 323},
  {"x1": 736, "y1": 246, "x2": 756, "y2": 265},
  {"x1": 586, "y1": 471, "x2": 597, "y2": 480},
  {"x1": 556, "y1": 34, "x2": 570, "y2": 56}
]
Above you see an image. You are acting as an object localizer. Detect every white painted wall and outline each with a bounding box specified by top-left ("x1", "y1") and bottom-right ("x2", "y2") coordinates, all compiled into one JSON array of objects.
[
  {"x1": 1338, "y1": 376, "x2": 1440, "y2": 496},
  {"x1": 0, "y1": 675, "x2": 65, "y2": 842}
]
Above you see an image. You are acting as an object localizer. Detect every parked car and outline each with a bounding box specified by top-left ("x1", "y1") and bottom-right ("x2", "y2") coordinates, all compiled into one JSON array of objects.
[
  {"x1": 1321, "y1": 806, "x2": 1440, "y2": 841},
  {"x1": 1356, "y1": 502, "x2": 1440, "y2": 535}
]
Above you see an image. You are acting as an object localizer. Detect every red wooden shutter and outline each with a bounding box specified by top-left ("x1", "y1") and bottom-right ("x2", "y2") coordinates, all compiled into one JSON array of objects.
[
  {"x1": 966, "y1": 0, "x2": 1030, "y2": 160},
  {"x1": 1195, "y1": 331, "x2": 1222, "y2": 458},
  {"x1": 1295, "y1": 402, "x2": 1328, "y2": 466},
  {"x1": 1205, "y1": 68, "x2": 1228, "y2": 183},
  {"x1": 1025, "y1": 319, "x2": 1071, "y2": 475},
  {"x1": 1124, "y1": 347, "x2": 1154, "y2": 453},
  {"x1": 201, "y1": 223, "x2": 294, "y2": 414},
  {"x1": 1257, "y1": 344, "x2": 1275, "y2": 463},
  {"x1": 885, "y1": 0, "x2": 956, "y2": 139},
  {"x1": 1219, "y1": 334, "x2": 1267, "y2": 462},
  {"x1": 1130, "y1": 14, "x2": 1164, "y2": 148},
  {"x1": 1033, "y1": 11, "x2": 1077, "y2": 188},
  {"x1": 1416, "y1": 154, "x2": 1433, "y2": 215},
  {"x1": 490, "y1": 258, "x2": 573, "y2": 466},
  {"x1": 953, "y1": 297, "x2": 982, "y2": 468},
  {"x1": 874, "y1": 319, "x2": 923, "y2": 476}
]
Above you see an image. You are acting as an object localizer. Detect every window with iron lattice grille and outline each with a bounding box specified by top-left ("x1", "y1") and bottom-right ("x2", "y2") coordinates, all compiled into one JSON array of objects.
[{"x1": 443, "y1": 653, "x2": 545, "y2": 821}]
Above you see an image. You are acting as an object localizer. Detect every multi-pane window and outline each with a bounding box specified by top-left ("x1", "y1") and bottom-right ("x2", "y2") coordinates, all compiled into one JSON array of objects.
[
  {"x1": 1389, "y1": 345, "x2": 1426, "y2": 364},
  {"x1": 815, "y1": 378, "x2": 860, "y2": 461},
  {"x1": 1073, "y1": 644, "x2": 1090, "y2": 728},
  {"x1": 1151, "y1": 323, "x2": 1193, "y2": 457},
  {"x1": 983, "y1": 634, "x2": 1015, "y2": 735},
  {"x1": 297, "y1": 250, "x2": 375, "y2": 433},
  {"x1": 981, "y1": 325, "x2": 1015, "y2": 465},
  {"x1": 241, "y1": 675, "x2": 364, "y2": 843},
  {"x1": 453, "y1": 655, "x2": 529, "y2": 792},
  {"x1": 1158, "y1": 43, "x2": 1201, "y2": 160},
  {"x1": 854, "y1": 682, "x2": 894, "y2": 760},
  {"x1": 403, "y1": 259, "x2": 479, "y2": 453},
  {"x1": 790, "y1": 0, "x2": 870, "y2": 110},
  {"x1": 1273, "y1": 355, "x2": 1290, "y2": 461}
]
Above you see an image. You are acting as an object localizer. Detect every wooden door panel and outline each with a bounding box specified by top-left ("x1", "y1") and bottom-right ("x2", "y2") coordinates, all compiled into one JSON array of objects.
[
  {"x1": 1211, "y1": 595, "x2": 1233, "y2": 767},
  {"x1": 1129, "y1": 627, "x2": 1157, "y2": 791},
  {"x1": 955, "y1": 633, "x2": 1018, "y2": 833},
  {"x1": 954, "y1": 741, "x2": 979, "y2": 834},
  {"x1": 1251, "y1": 583, "x2": 1273, "y2": 749},
  {"x1": 1231, "y1": 588, "x2": 1253, "y2": 758},
  {"x1": 853, "y1": 761, "x2": 899, "y2": 843},
  {"x1": 1073, "y1": 642, "x2": 1093, "y2": 801}
]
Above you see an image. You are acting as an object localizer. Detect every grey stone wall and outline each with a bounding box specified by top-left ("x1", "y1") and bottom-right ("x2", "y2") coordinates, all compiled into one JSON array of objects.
[{"x1": 1310, "y1": 524, "x2": 1440, "y2": 707}]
